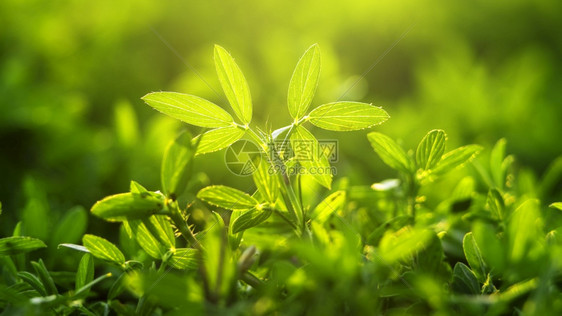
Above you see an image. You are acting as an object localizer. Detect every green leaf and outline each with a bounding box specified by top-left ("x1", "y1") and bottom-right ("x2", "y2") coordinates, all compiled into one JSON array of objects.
[
  {"x1": 451, "y1": 262, "x2": 480, "y2": 295},
  {"x1": 498, "y1": 278, "x2": 538, "y2": 303},
  {"x1": 168, "y1": 248, "x2": 199, "y2": 270},
  {"x1": 31, "y1": 259, "x2": 58, "y2": 295},
  {"x1": 550, "y1": 202, "x2": 562, "y2": 211},
  {"x1": 58, "y1": 243, "x2": 89, "y2": 253},
  {"x1": 290, "y1": 125, "x2": 333, "y2": 189},
  {"x1": 310, "y1": 191, "x2": 346, "y2": 224},
  {"x1": 308, "y1": 102, "x2": 389, "y2": 131},
  {"x1": 490, "y1": 138, "x2": 507, "y2": 189},
  {"x1": 252, "y1": 157, "x2": 279, "y2": 203},
  {"x1": 50, "y1": 206, "x2": 88, "y2": 248},
  {"x1": 214, "y1": 45, "x2": 252, "y2": 124},
  {"x1": 22, "y1": 198, "x2": 49, "y2": 240},
  {"x1": 129, "y1": 215, "x2": 175, "y2": 259},
  {"x1": 162, "y1": 131, "x2": 194, "y2": 197},
  {"x1": 108, "y1": 272, "x2": 127, "y2": 300},
  {"x1": 486, "y1": 189, "x2": 505, "y2": 220},
  {"x1": 472, "y1": 222, "x2": 506, "y2": 274},
  {"x1": 431, "y1": 145, "x2": 482, "y2": 175},
  {"x1": 75, "y1": 272, "x2": 113, "y2": 297},
  {"x1": 379, "y1": 228, "x2": 433, "y2": 264},
  {"x1": 231, "y1": 207, "x2": 273, "y2": 233},
  {"x1": 0, "y1": 236, "x2": 46, "y2": 255},
  {"x1": 416, "y1": 233, "x2": 447, "y2": 277},
  {"x1": 90, "y1": 192, "x2": 164, "y2": 222},
  {"x1": 76, "y1": 254, "x2": 94, "y2": 292},
  {"x1": 463, "y1": 232, "x2": 488, "y2": 283},
  {"x1": 142, "y1": 92, "x2": 233, "y2": 128},
  {"x1": 367, "y1": 132, "x2": 414, "y2": 173},
  {"x1": 128, "y1": 220, "x2": 168, "y2": 259},
  {"x1": 508, "y1": 199, "x2": 541, "y2": 262},
  {"x1": 197, "y1": 185, "x2": 258, "y2": 210},
  {"x1": 17, "y1": 271, "x2": 47, "y2": 296},
  {"x1": 194, "y1": 126, "x2": 245, "y2": 155},
  {"x1": 416, "y1": 129, "x2": 447, "y2": 170},
  {"x1": 288, "y1": 44, "x2": 320, "y2": 120},
  {"x1": 114, "y1": 100, "x2": 139, "y2": 147},
  {"x1": 82, "y1": 234, "x2": 125, "y2": 265},
  {"x1": 147, "y1": 215, "x2": 175, "y2": 249}
]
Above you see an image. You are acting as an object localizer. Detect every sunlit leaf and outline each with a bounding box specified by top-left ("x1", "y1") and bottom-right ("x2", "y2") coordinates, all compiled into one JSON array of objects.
[
  {"x1": 490, "y1": 138, "x2": 507, "y2": 189},
  {"x1": 58, "y1": 243, "x2": 89, "y2": 253},
  {"x1": 486, "y1": 189, "x2": 505, "y2": 220},
  {"x1": 142, "y1": 92, "x2": 233, "y2": 128},
  {"x1": 90, "y1": 192, "x2": 165, "y2": 222},
  {"x1": 288, "y1": 44, "x2": 320, "y2": 120},
  {"x1": 161, "y1": 131, "x2": 194, "y2": 197},
  {"x1": 416, "y1": 129, "x2": 446, "y2": 170},
  {"x1": 214, "y1": 45, "x2": 252, "y2": 124},
  {"x1": 379, "y1": 228, "x2": 433, "y2": 264},
  {"x1": 290, "y1": 125, "x2": 332, "y2": 189},
  {"x1": 431, "y1": 144, "x2": 482, "y2": 175},
  {"x1": 231, "y1": 207, "x2": 272, "y2": 233},
  {"x1": 76, "y1": 254, "x2": 94, "y2": 292},
  {"x1": 310, "y1": 191, "x2": 345, "y2": 223},
  {"x1": 50, "y1": 206, "x2": 87, "y2": 248},
  {"x1": 463, "y1": 232, "x2": 488, "y2": 283},
  {"x1": 194, "y1": 126, "x2": 245, "y2": 155},
  {"x1": 308, "y1": 102, "x2": 389, "y2": 131},
  {"x1": 128, "y1": 220, "x2": 168, "y2": 260},
  {"x1": 508, "y1": 199, "x2": 541, "y2": 262},
  {"x1": 550, "y1": 202, "x2": 562, "y2": 211},
  {"x1": 0, "y1": 236, "x2": 46, "y2": 255},
  {"x1": 147, "y1": 215, "x2": 176, "y2": 249},
  {"x1": 197, "y1": 185, "x2": 258, "y2": 210},
  {"x1": 367, "y1": 132, "x2": 414, "y2": 173},
  {"x1": 82, "y1": 234, "x2": 125, "y2": 265},
  {"x1": 252, "y1": 157, "x2": 279, "y2": 203},
  {"x1": 472, "y1": 222, "x2": 506, "y2": 274},
  {"x1": 168, "y1": 248, "x2": 199, "y2": 270}
]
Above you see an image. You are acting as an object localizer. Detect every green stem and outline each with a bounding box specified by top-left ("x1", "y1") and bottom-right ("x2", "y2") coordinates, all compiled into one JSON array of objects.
[
  {"x1": 405, "y1": 173, "x2": 419, "y2": 224},
  {"x1": 168, "y1": 203, "x2": 202, "y2": 251},
  {"x1": 246, "y1": 126, "x2": 304, "y2": 236}
]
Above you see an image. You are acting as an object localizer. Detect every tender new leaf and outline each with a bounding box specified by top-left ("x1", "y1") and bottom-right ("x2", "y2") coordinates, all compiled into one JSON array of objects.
[
  {"x1": 308, "y1": 102, "x2": 389, "y2": 131},
  {"x1": 142, "y1": 92, "x2": 233, "y2": 128}
]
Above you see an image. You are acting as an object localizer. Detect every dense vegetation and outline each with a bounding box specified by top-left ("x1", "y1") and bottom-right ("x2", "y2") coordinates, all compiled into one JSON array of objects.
[
  {"x1": 2, "y1": 43, "x2": 562, "y2": 315},
  {"x1": 1, "y1": 1, "x2": 561, "y2": 315}
]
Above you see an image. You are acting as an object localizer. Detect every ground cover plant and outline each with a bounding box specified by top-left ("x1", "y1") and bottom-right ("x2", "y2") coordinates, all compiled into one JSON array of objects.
[{"x1": 1, "y1": 44, "x2": 562, "y2": 316}]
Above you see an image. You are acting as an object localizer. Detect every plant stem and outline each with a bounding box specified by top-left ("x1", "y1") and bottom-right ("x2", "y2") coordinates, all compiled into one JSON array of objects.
[
  {"x1": 167, "y1": 203, "x2": 201, "y2": 251},
  {"x1": 247, "y1": 126, "x2": 304, "y2": 236},
  {"x1": 405, "y1": 173, "x2": 419, "y2": 224}
]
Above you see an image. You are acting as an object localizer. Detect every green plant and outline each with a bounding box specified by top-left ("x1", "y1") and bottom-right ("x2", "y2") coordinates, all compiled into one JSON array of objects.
[{"x1": 2, "y1": 45, "x2": 562, "y2": 316}]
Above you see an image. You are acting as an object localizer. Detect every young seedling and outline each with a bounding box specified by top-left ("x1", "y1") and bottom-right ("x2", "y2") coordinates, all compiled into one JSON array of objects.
[
  {"x1": 142, "y1": 44, "x2": 389, "y2": 237},
  {"x1": 368, "y1": 129, "x2": 482, "y2": 222}
]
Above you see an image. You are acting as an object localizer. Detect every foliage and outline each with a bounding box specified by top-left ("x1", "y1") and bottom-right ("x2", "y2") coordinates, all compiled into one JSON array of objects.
[{"x1": 2, "y1": 44, "x2": 562, "y2": 316}]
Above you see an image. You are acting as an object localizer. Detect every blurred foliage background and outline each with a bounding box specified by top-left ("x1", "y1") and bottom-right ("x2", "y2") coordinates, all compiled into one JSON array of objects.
[{"x1": 1, "y1": 0, "x2": 561, "y2": 233}]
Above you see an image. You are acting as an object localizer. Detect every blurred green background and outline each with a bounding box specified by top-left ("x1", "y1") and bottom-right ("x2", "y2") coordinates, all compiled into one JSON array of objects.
[{"x1": 1, "y1": 0, "x2": 561, "y2": 232}]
